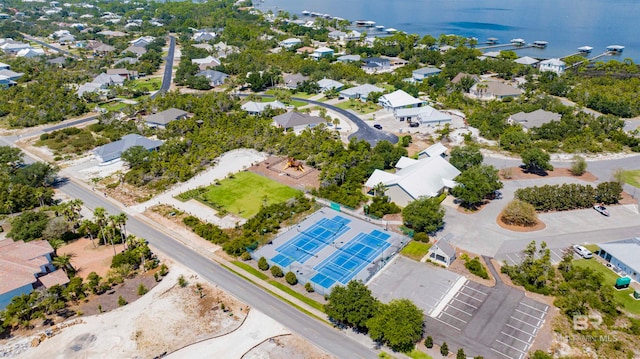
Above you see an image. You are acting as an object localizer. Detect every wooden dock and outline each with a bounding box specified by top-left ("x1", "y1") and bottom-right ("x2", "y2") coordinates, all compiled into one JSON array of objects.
[{"x1": 566, "y1": 52, "x2": 609, "y2": 69}]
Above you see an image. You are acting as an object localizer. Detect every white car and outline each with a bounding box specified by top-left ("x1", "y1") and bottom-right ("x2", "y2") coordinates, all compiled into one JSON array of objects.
[
  {"x1": 593, "y1": 205, "x2": 610, "y2": 216},
  {"x1": 573, "y1": 245, "x2": 593, "y2": 259}
]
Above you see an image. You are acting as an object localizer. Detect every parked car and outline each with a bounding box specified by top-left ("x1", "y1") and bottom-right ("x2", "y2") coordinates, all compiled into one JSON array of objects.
[
  {"x1": 593, "y1": 205, "x2": 610, "y2": 216},
  {"x1": 409, "y1": 121, "x2": 419, "y2": 127},
  {"x1": 373, "y1": 124, "x2": 382, "y2": 130},
  {"x1": 572, "y1": 244, "x2": 593, "y2": 259}
]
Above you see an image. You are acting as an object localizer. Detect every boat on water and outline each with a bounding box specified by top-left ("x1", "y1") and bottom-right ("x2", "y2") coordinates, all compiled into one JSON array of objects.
[{"x1": 355, "y1": 20, "x2": 376, "y2": 27}]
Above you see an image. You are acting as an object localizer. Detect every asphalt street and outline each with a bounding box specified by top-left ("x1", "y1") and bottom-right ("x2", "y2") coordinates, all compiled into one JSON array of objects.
[
  {"x1": 21, "y1": 34, "x2": 78, "y2": 58},
  {"x1": 151, "y1": 35, "x2": 175, "y2": 98}
]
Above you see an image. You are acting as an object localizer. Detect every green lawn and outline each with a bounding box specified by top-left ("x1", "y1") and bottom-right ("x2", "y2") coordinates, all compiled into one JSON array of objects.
[
  {"x1": 407, "y1": 350, "x2": 434, "y2": 359},
  {"x1": 622, "y1": 170, "x2": 640, "y2": 188},
  {"x1": 401, "y1": 241, "x2": 432, "y2": 261},
  {"x1": 99, "y1": 101, "x2": 126, "y2": 112},
  {"x1": 268, "y1": 280, "x2": 325, "y2": 312},
  {"x1": 128, "y1": 77, "x2": 162, "y2": 92},
  {"x1": 231, "y1": 261, "x2": 268, "y2": 280},
  {"x1": 199, "y1": 171, "x2": 301, "y2": 218},
  {"x1": 334, "y1": 99, "x2": 381, "y2": 114},
  {"x1": 260, "y1": 97, "x2": 307, "y2": 107},
  {"x1": 573, "y1": 259, "x2": 640, "y2": 315}
]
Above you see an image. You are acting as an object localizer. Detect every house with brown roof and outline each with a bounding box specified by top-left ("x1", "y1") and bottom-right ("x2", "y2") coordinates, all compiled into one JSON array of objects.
[{"x1": 0, "y1": 240, "x2": 69, "y2": 309}]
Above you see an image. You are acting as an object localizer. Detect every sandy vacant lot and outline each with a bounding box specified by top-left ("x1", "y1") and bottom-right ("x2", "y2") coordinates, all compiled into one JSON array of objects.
[{"x1": 5, "y1": 262, "x2": 331, "y2": 359}]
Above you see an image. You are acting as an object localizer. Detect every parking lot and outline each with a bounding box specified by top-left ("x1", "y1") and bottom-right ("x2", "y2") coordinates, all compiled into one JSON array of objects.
[
  {"x1": 425, "y1": 276, "x2": 548, "y2": 359},
  {"x1": 368, "y1": 256, "x2": 462, "y2": 315}
]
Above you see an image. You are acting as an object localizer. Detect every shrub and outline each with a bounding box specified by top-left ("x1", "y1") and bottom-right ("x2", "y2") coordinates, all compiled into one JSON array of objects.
[
  {"x1": 270, "y1": 265, "x2": 284, "y2": 278},
  {"x1": 413, "y1": 232, "x2": 429, "y2": 243},
  {"x1": 154, "y1": 272, "x2": 160, "y2": 282},
  {"x1": 463, "y1": 256, "x2": 490, "y2": 280},
  {"x1": 425, "y1": 336, "x2": 433, "y2": 348},
  {"x1": 240, "y1": 251, "x2": 252, "y2": 261},
  {"x1": 285, "y1": 271, "x2": 298, "y2": 285},
  {"x1": 500, "y1": 199, "x2": 538, "y2": 226},
  {"x1": 178, "y1": 275, "x2": 188, "y2": 287},
  {"x1": 440, "y1": 342, "x2": 449, "y2": 356},
  {"x1": 570, "y1": 155, "x2": 587, "y2": 176},
  {"x1": 117, "y1": 295, "x2": 127, "y2": 306},
  {"x1": 457, "y1": 348, "x2": 466, "y2": 359},
  {"x1": 159, "y1": 264, "x2": 169, "y2": 276},
  {"x1": 258, "y1": 257, "x2": 270, "y2": 271},
  {"x1": 137, "y1": 284, "x2": 148, "y2": 296},
  {"x1": 304, "y1": 282, "x2": 314, "y2": 292},
  {"x1": 595, "y1": 181, "x2": 623, "y2": 204}
]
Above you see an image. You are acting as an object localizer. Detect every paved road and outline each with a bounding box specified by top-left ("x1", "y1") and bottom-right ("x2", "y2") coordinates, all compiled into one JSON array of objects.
[
  {"x1": 151, "y1": 35, "x2": 175, "y2": 98},
  {"x1": 21, "y1": 34, "x2": 78, "y2": 59}
]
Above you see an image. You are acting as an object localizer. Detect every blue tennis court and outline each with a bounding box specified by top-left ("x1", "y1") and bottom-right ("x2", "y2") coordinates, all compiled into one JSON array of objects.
[
  {"x1": 271, "y1": 216, "x2": 351, "y2": 268},
  {"x1": 311, "y1": 230, "x2": 391, "y2": 289}
]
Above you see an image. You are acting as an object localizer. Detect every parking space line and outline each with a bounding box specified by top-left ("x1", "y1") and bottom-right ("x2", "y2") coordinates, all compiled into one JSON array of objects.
[
  {"x1": 430, "y1": 277, "x2": 467, "y2": 317},
  {"x1": 452, "y1": 297, "x2": 479, "y2": 309},
  {"x1": 440, "y1": 310, "x2": 468, "y2": 324},
  {"x1": 455, "y1": 289, "x2": 485, "y2": 303},
  {"x1": 520, "y1": 302, "x2": 548, "y2": 315},
  {"x1": 549, "y1": 249, "x2": 564, "y2": 263},
  {"x1": 490, "y1": 347, "x2": 519, "y2": 359},
  {"x1": 515, "y1": 308, "x2": 544, "y2": 322},
  {"x1": 505, "y1": 254, "x2": 519, "y2": 265},
  {"x1": 445, "y1": 303, "x2": 473, "y2": 317},
  {"x1": 432, "y1": 316, "x2": 462, "y2": 331},
  {"x1": 505, "y1": 323, "x2": 536, "y2": 336},
  {"x1": 509, "y1": 316, "x2": 540, "y2": 330},
  {"x1": 501, "y1": 331, "x2": 533, "y2": 346},
  {"x1": 462, "y1": 284, "x2": 489, "y2": 296},
  {"x1": 496, "y1": 339, "x2": 527, "y2": 355}
]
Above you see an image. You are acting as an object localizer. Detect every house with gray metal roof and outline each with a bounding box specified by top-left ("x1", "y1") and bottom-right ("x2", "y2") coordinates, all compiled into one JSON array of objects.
[
  {"x1": 412, "y1": 66, "x2": 442, "y2": 81},
  {"x1": 597, "y1": 238, "x2": 640, "y2": 283},
  {"x1": 273, "y1": 111, "x2": 325, "y2": 131},
  {"x1": 241, "y1": 101, "x2": 287, "y2": 115},
  {"x1": 196, "y1": 70, "x2": 228, "y2": 86},
  {"x1": 339, "y1": 84, "x2": 385, "y2": 102},
  {"x1": 508, "y1": 109, "x2": 561, "y2": 130},
  {"x1": 93, "y1": 134, "x2": 163, "y2": 163},
  {"x1": 144, "y1": 108, "x2": 189, "y2": 129}
]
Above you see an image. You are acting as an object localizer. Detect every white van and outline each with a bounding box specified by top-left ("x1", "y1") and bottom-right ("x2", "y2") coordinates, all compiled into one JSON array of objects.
[{"x1": 572, "y1": 245, "x2": 593, "y2": 259}]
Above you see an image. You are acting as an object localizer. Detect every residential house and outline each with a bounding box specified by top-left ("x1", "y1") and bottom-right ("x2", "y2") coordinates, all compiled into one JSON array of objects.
[
  {"x1": 0, "y1": 39, "x2": 31, "y2": 54},
  {"x1": 93, "y1": 134, "x2": 164, "y2": 163},
  {"x1": 597, "y1": 238, "x2": 640, "y2": 282},
  {"x1": 280, "y1": 38, "x2": 302, "y2": 49},
  {"x1": 0, "y1": 75, "x2": 16, "y2": 89},
  {"x1": 213, "y1": 42, "x2": 238, "y2": 58},
  {"x1": 337, "y1": 54, "x2": 361, "y2": 63},
  {"x1": 378, "y1": 89, "x2": 425, "y2": 112},
  {"x1": 364, "y1": 155, "x2": 460, "y2": 207},
  {"x1": 76, "y1": 73, "x2": 125, "y2": 97},
  {"x1": 195, "y1": 70, "x2": 228, "y2": 86},
  {"x1": 514, "y1": 56, "x2": 540, "y2": 67},
  {"x1": 470, "y1": 80, "x2": 523, "y2": 100},
  {"x1": 339, "y1": 84, "x2": 385, "y2": 102},
  {"x1": 193, "y1": 30, "x2": 216, "y2": 42},
  {"x1": 129, "y1": 36, "x2": 154, "y2": 48},
  {"x1": 123, "y1": 45, "x2": 146, "y2": 57},
  {"x1": 417, "y1": 142, "x2": 448, "y2": 159},
  {"x1": 115, "y1": 57, "x2": 139, "y2": 66},
  {"x1": 97, "y1": 30, "x2": 127, "y2": 37},
  {"x1": 427, "y1": 239, "x2": 457, "y2": 267},
  {"x1": 344, "y1": 30, "x2": 362, "y2": 41},
  {"x1": 283, "y1": 73, "x2": 309, "y2": 89},
  {"x1": 362, "y1": 57, "x2": 391, "y2": 73},
  {"x1": 144, "y1": 108, "x2": 189, "y2": 129},
  {"x1": 317, "y1": 78, "x2": 344, "y2": 92},
  {"x1": 193, "y1": 43, "x2": 213, "y2": 52},
  {"x1": 412, "y1": 67, "x2": 442, "y2": 81},
  {"x1": 295, "y1": 46, "x2": 315, "y2": 55},
  {"x1": 311, "y1": 46, "x2": 334, "y2": 59},
  {"x1": 508, "y1": 109, "x2": 562, "y2": 130},
  {"x1": 46, "y1": 56, "x2": 67, "y2": 67},
  {"x1": 107, "y1": 68, "x2": 138, "y2": 80},
  {"x1": 273, "y1": 111, "x2": 325, "y2": 131},
  {"x1": 16, "y1": 48, "x2": 45, "y2": 58},
  {"x1": 0, "y1": 240, "x2": 70, "y2": 310},
  {"x1": 241, "y1": 101, "x2": 286, "y2": 115},
  {"x1": 191, "y1": 55, "x2": 221, "y2": 71},
  {"x1": 94, "y1": 43, "x2": 116, "y2": 55},
  {"x1": 0, "y1": 69, "x2": 23, "y2": 81},
  {"x1": 394, "y1": 106, "x2": 452, "y2": 125},
  {"x1": 450, "y1": 73, "x2": 480, "y2": 85},
  {"x1": 0, "y1": 62, "x2": 10, "y2": 71},
  {"x1": 328, "y1": 30, "x2": 346, "y2": 41},
  {"x1": 538, "y1": 58, "x2": 566, "y2": 75}
]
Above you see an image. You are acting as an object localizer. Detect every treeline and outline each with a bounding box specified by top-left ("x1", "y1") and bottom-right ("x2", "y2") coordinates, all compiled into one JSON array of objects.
[
  {"x1": 182, "y1": 194, "x2": 314, "y2": 256},
  {"x1": 514, "y1": 182, "x2": 623, "y2": 212}
]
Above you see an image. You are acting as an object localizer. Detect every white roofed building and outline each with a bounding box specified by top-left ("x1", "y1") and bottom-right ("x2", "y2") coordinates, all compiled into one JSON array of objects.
[
  {"x1": 364, "y1": 155, "x2": 460, "y2": 206},
  {"x1": 379, "y1": 90, "x2": 425, "y2": 111},
  {"x1": 339, "y1": 84, "x2": 385, "y2": 102},
  {"x1": 317, "y1": 78, "x2": 344, "y2": 91},
  {"x1": 241, "y1": 101, "x2": 286, "y2": 115},
  {"x1": 538, "y1": 58, "x2": 566, "y2": 75}
]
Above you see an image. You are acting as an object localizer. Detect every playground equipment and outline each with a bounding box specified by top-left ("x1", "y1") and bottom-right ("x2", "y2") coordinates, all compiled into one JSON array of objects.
[{"x1": 283, "y1": 157, "x2": 305, "y2": 172}]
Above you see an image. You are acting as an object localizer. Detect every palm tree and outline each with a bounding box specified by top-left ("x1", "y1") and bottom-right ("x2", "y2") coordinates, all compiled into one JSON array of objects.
[
  {"x1": 115, "y1": 213, "x2": 128, "y2": 249},
  {"x1": 79, "y1": 219, "x2": 98, "y2": 248},
  {"x1": 93, "y1": 207, "x2": 115, "y2": 254},
  {"x1": 373, "y1": 182, "x2": 387, "y2": 197},
  {"x1": 52, "y1": 253, "x2": 76, "y2": 276}
]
